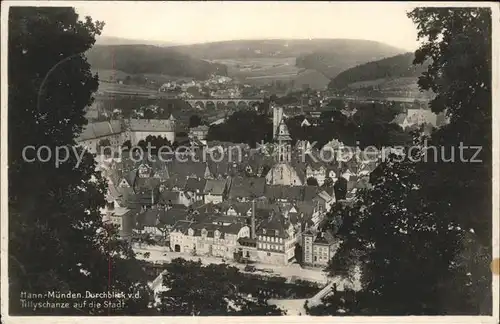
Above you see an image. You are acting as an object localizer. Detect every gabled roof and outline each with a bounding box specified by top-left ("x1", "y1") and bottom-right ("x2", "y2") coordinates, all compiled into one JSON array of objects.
[
  {"x1": 294, "y1": 201, "x2": 315, "y2": 217},
  {"x1": 171, "y1": 220, "x2": 194, "y2": 234},
  {"x1": 184, "y1": 178, "x2": 207, "y2": 193},
  {"x1": 204, "y1": 179, "x2": 227, "y2": 195},
  {"x1": 228, "y1": 177, "x2": 266, "y2": 199},
  {"x1": 158, "y1": 206, "x2": 189, "y2": 226},
  {"x1": 313, "y1": 230, "x2": 336, "y2": 245},
  {"x1": 220, "y1": 201, "x2": 252, "y2": 215},
  {"x1": 256, "y1": 215, "x2": 291, "y2": 239},
  {"x1": 77, "y1": 120, "x2": 122, "y2": 142}
]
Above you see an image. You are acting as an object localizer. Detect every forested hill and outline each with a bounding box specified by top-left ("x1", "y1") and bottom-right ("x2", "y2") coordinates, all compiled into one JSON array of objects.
[
  {"x1": 86, "y1": 45, "x2": 228, "y2": 80},
  {"x1": 295, "y1": 40, "x2": 405, "y2": 79},
  {"x1": 328, "y1": 52, "x2": 430, "y2": 89},
  {"x1": 170, "y1": 38, "x2": 404, "y2": 60}
]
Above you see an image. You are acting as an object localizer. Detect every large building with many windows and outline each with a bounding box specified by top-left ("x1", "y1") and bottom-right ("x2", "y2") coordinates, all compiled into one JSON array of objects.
[{"x1": 76, "y1": 116, "x2": 176, "y2": 154}]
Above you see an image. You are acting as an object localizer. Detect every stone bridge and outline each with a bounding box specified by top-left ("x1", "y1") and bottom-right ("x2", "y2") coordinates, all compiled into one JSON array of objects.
[{"x1": 183, "y1": 98, "x2": 264, "y2": 110}]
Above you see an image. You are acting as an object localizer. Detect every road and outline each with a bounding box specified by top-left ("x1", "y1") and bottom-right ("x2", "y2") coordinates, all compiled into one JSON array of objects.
[{"x1": 133, "y1": 245, "x2": 329, "y2": 284}]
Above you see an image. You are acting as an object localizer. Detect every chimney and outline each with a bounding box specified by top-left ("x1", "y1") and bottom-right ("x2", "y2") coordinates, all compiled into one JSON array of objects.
[{"x1": 251, "y1": 199, "x2": 256, "y2": 239}]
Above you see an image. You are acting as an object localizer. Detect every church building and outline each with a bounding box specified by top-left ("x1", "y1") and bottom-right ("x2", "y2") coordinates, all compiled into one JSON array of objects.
[{"x1": 266, "y1": 105, "x2": 304, "y2": 186}]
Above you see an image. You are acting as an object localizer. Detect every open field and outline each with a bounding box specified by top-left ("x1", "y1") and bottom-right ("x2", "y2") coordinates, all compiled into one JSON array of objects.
[
  {"x1": 208, "y1": 57, "x2": 301, "y2": 78},
  {"x1": 97, "y1": 81, "x2": 159, "y2": 95},
  {"x1": 93, "y1": 68, "x2": 194, "y2": 87}
]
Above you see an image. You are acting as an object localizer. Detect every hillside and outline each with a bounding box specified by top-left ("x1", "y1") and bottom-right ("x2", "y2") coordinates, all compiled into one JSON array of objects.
[
  {"x1": 328, "y1": 52, "x2": 429, "y2": 89},
  {"x1": 170, "y1": 38, "x2": 404, "y2": 60},
  {"x1": 95, "y1": 36, "x2": 179, "y2": 47},
  {"x1": 295, "y1": 41, "x2": 405, "y2": 79},
  {"x1": 86, "y1": 45, "x2": 228, "y2": 80}
]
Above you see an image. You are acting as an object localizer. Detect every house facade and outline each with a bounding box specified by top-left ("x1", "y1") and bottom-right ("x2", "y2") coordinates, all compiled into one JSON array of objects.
[{"x1": 302, "y1": 230, "x2": 340, "y2": 267}]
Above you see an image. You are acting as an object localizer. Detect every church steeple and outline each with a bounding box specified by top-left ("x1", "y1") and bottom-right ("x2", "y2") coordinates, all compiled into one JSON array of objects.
[
  {"x1": 276, "y1": 118, "x2": 291, "y2": 163},
  {"x1": 272, "y1": 104, "x2": 284, "y2": 140}
]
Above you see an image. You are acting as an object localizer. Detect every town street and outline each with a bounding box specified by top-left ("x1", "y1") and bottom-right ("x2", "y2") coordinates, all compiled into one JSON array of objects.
[{"x1": 133, "y1": 245, "x2": 330, "y2": 284}]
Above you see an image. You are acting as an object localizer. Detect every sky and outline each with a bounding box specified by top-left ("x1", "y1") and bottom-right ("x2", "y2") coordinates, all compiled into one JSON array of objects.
[{"x1": 75, "y1": 2, "x2": 420, "y2": 51}]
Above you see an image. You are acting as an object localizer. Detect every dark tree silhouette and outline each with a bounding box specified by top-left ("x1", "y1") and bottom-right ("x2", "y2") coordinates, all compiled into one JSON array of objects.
[
  {"x1": 306, "y1": 177, "x2": 319, "y2": 186},
  {"x1": 333, "y1": 177, "x2": 347, "y2": 201},
  {"x1": 310, "y1": 7, "x2": 492, "y2": 316},
  {"x1": 189, "y1": 114, "x2": 202, "y2": 128},
  {"x1": 8, "y1": 7, "x2": 151, "y2": 315}
]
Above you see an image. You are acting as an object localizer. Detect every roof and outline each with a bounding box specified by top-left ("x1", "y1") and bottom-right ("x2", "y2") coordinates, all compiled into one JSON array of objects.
[
  {"x1": 158, "y1": 206, "x2": 189, "y2": 226},
  {"x1": 166, "y1": 160, "x2": 208, "y2": 182},
  {"x1": 157, "y1": 190, "x2": 181, "y2": 205},
  {"x1": 220, "y1": 201, "x2": 252, "y2": 215},
  {"x1": 293, "y1": 201, "x2": 315, "y2": 216},
  {"x1": 134, "y1": 177, "x2": 161, "y2": 193},
  {"x1": 265, "y1": 185, "x2": 304, "y2": 201},
  {"x1": 391, "y1": 112, "x2": 407, "y2": 125},
  {"x1": 129, "y1": 119, "x2": 175, "y2": 132},
  {"x1": 204, "y1": 179, "x2": 227, "y2": 195},
  {"x1": 77, "y1": 120, "x2": 122, "y2": 142},
  {"x1": 172, "y1": 220, "x2": 194, "y2": 234},
  {"x1": 256, "y1": 215, "x2": 291, "y2": 239},
  {"x1": 228, "y1": 177, "x2": 266, "y2": 199},
  {"x1": 313, "y1": 231, "x2": 336, "y2": 245},
  {"x1": 317, "y1": 190, "x2": 333, "y2": 202},
  {"x1": 303, "y1": 186, "x2": 320, "y2": 201},
  {"x1": 184, "y1": 178, "x2": 207, "y2": 193}
]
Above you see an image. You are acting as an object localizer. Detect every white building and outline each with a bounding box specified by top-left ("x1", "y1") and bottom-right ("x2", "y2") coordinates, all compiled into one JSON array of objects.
[{"x1": 76, "y1": 116, "x2": 177, "y2": 154}]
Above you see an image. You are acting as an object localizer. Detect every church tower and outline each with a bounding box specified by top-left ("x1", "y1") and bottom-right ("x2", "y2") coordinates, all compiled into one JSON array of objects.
[
  {"x1": 272, "y1": 104, "x2": 284, "y2": 140},
  {"x1": 276, "y1": 118, "x2": 291, "y2": 163}
]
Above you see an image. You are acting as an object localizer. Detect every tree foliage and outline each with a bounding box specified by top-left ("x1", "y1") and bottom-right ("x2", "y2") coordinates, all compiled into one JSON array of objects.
[
  {"x1": 328, "y1": 53, "x2": 430, "y2": 89},
  {"x1": 8, "y1": 7, "x2": 151, "y2": 315},
  {"x1": 158, "y1": 259, "x2": 285, "y2": 315},
  {"x1": 286, "y1": 101, "x2": 410, "y2": 149},
  {"x1": 312, "y1": 7, "x2": 492, "y2": 315},
  {"x1": 189, "y1": 114, "x2": 202, "y2": 128},
  {"x1": 207, "y1": 110, "x2": 273, "y2": 148}
]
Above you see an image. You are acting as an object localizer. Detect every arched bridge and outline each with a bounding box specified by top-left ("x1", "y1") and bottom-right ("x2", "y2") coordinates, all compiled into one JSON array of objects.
[{"x1": 183, "y1": 98, "x2": 264, "y2": 110}]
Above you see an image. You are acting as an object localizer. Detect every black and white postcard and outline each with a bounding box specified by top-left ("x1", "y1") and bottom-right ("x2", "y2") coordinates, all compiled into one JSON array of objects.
[{"x1": 1, "y1": 1, "x2": 499, "y2": 323}]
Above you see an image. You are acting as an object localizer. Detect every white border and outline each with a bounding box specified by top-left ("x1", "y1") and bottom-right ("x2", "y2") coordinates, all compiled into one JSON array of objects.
[{"x1": 1, "y1": 1, "x2": 499, "y2": 324}]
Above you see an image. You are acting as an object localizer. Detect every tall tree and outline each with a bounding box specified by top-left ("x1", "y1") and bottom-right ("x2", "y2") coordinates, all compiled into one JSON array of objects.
[
  {"x1": 189, "y1": 114, "x2": 202, "y2": 128},
  {"x1": 8, "y1": 7, "x2": 152, "y2": 315},
  {"x1": 311, "y1": 7, "x2": 492, "y2": 315}
]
